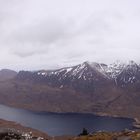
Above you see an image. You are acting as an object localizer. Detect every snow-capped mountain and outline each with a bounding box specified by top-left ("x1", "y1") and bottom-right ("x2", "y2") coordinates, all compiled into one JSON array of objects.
[
  {"x1": 105, "y1": 60, "x2": 126, "y2": 79},
  {"x1": 116, "y1": 61, "x2": 140, "y2": 86},
  {"x1": 36, "y1": 61, "x2": 124, "y2": 80},
  {"x1": 35, "y1": 62, "x2": 110, "y2": 92},
  {"x1": 16, "y1": 60, "x2": 140, "y2": 92}
]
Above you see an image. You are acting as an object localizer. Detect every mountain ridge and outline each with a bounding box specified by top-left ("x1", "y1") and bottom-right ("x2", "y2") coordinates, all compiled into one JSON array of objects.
[{"x1": 16, "y1": 60, "x2": 140, "y2": 90}]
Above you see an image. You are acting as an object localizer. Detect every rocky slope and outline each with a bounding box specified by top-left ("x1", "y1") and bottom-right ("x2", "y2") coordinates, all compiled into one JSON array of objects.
[
  {"x1": 73, "y1": 130, "x2": 140, "y2": 140},
  {"x1": 0, "y1": 119, "x2": 50, "y2": 140}
]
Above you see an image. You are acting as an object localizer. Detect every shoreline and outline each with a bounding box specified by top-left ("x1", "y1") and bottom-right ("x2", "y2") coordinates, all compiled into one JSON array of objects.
[
  {"x1": 132, "y1": 118, "x2": 140, "y2": 129},
  {"x1": 1, "y1": 103, "x2": 136, "y2": 120}
]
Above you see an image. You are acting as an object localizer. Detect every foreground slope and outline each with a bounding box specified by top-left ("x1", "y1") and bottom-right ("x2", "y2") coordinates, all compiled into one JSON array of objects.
[{"x1": 0, "y1": 119, "x2": 50, "y2": 140}]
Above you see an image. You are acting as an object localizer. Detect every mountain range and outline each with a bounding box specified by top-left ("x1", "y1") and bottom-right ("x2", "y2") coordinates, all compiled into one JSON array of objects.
[
  {"x1": 0, "y1": 60, "x2": 140, "y2": 120},
  {"x1": 16, "y1": 60, "x2": 140, "y2": 89}
]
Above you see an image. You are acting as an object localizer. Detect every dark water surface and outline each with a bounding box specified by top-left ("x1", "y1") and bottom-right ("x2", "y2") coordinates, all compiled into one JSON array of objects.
[{"x1": 0, "y1": 104, "x2": 134, "y2": 136}]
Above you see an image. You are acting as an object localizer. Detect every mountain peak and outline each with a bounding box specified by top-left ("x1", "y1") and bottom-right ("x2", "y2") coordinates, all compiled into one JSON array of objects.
[
  {"x1": 124, "y1": 60, "x2": 139, "y2": 73},
  {"x1": 128, "y1": 60, "x2": 136, "y2": 64},
  {"x1": 81, "y1": 61, "x2": 98, "y2": 68},
  {"x1": 127, "y1": 60, "x2": 138, "y2": 68}
]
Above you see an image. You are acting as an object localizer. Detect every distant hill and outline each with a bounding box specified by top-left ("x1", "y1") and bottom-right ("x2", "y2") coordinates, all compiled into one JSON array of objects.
[{"x1": 0, "y1": 69, "x2": 17, "y2": 81}]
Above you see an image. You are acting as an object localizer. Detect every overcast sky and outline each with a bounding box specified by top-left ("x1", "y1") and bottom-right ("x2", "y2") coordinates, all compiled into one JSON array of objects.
[{"x1": 0, "y1": 0, "x2": 140, "y2": 70}]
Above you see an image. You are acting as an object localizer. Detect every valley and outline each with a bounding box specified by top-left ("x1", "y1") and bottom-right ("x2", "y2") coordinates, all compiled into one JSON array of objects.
[{"x1": 0, "y1": 61, "x2": 140, "y2": 122}]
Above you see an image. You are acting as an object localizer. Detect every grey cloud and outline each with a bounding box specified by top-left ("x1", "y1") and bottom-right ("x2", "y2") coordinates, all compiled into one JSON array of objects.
[
  {"x1": 13, "y1": 19, "x2": 68, "y2": 44},
  {"x1": 13, "y1": 51, "x2": 41, "y2": 58},
  {"x1": 0, "y1": 0, "x2": 140, "y2": 70},
  {"x1": 10, "y1": 42, "x2": 51, "y2": 58}
]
